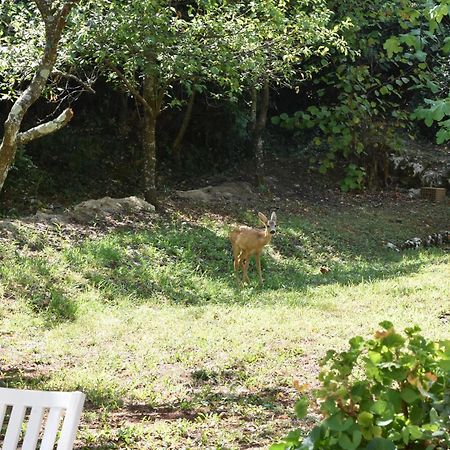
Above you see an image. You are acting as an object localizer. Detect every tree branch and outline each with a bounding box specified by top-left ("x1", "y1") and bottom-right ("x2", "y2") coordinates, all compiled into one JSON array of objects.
[
  {"x1": 105, "y1": 60, "x2": 152, "y2": 112},
  {"x1": 34, "y1": 0, "x2": 51, "y2": 17},
  {"x1": 52, "y1": 69, "x2": 96, "y2": 94},
  {"x1": 17, "y1": 108, "x2": 74, "y2": 146}
]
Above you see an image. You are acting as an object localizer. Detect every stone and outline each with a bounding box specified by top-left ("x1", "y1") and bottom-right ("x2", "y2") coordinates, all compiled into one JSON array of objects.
[
  {"x1": 176, "y1": 182, "x2": 256, "y2": 203},
  {"x1": 389, "y1": 145, "x2": 450, "y2": 189},
  {"x1": 70, "y1": 196, "x2": 155, "y2": 223}
]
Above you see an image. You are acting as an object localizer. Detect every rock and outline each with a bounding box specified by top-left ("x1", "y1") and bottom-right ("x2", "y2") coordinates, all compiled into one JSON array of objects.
[
  {"x1": 389, "y1": 145, "x2": 450, "y2": 189},
  {"x1": 33, "y1": 211, "x2": 67, "y2": 224},
  {"x1": 407, "y1": 188, "x2": 421, "y2": 199},
  {"x1": 0, "y1": 220, "x2": 18, "y2": 234},
  {"x1": 70, "y1": 196, "x2": 155, "y2": 223},
  {"x1": 421, "y1": 169, "x2": 449, "y2": 187},
  {"x1": 390, "y1": 155, "x2": 425, "y2": 187},
  {"x1": 385, "y1": 242, "x2": 400, "y2": 252},
  {"x1": 176, "y1": 182, "x2": 256, "y2": 203}
]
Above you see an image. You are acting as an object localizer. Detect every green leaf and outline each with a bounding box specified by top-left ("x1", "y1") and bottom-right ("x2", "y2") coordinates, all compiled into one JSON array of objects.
[
  {"x1": 414, "y1": 50, "x2": 427, "y2": 62},
  {"x1": 327, "y1": 414, "x2": 353, "y2": 431},
  {"x1": 338, "y1": 431, "x2": 361, "y2": 450},
  {"x1": 429, "y1": 408, "x2": 439, "y2": 423},
  {"x1": 358, "y1": 411, "x2": 373, "y2": 427},
  {"x1": 352, "y1": 430, "x2": 362, "y2": 448},
  {"x1": 368, "y1": 351, "x2": 382, "y2": 364},
  {"x1": 285, "y1": 429, "x2": 302, "y2": 443},
  {"x1": 382, "y1": 332, "x2": 405, "y2": 348},
  {"x1": 443, "y1": 37, "x2": 450, "y2": 54},
  {"x1": 402, "y1": 426, "x2": 410, "y2": 444},
  {"x1": 400, "y1": 33, "x2": 421, "y2": 50},
  {"x1": 271, "y1": 116, "x2": 281, "y2": 125},
  {"x1": 436, "y1": 127, "x2": 450, "y2": 144},
  {"x1": 407, "y1": 425, "x2": 423, "y2": 440},
  {"x1": 379, "y1": 321, "x2": 393, "y2": 330},
  {"x1": 438, "y1": 359, "x2": 450, "y2": 372},
  {"x1": 295, "y1": 397, "x2": 309, "y2": 419},
  {"x1": 385, "y1": 390, "x2": 403, "y2": 413},
  {"x1": 349, "y1": 336, "x2": 364, "y2": 349},
  {"x1": 371, "y1": 400, "x2": 389, "y2": 416},
  {"x1": 410, "y1": 403, "x2": 425, "y2": 424},
  {"x1": 401, "y1": 387, "x2": 420, "y2": 403},
  {"x1": 383, "y1": 37, "x2": 402, "y2": 58},
  {"x1": 269, "y1": 444, "x2": 287, "y2": 450}
]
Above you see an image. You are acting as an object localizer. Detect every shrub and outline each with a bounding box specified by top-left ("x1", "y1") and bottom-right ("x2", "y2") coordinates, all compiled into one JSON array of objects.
[{"x1": 271, "y1": 322, "x2": 450, "y2": 450}]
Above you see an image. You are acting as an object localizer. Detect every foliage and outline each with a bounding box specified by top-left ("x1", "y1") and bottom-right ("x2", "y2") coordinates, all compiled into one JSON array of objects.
[
  {"x1": 271, "y1": 323, "x2": 450, "y2": 450},
  {"x1": 71, "y1": 0, "x2": 350, "y2": 109},
  {"x1": 386, "y1": 0, "x2": 450, "y2": 144},
  {"x1": 340, "y1": 164, "x2": 366, "y2": 192},
  {"x1": 0, "y1": 1, "x2": 43, "y2": 99},
  {"x1": 0, "y1": 0, "x2": 87, "y2": 103},
  {"x1": 272, "y1": 0, "x2": 450, "y2": 189}
]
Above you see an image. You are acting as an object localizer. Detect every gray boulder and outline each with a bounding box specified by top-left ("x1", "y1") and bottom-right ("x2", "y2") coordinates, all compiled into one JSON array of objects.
[
  {"x1": 70, "y1": 196, "x2": 155, "y2": 223},
  {"x1": 176, "y1": 182, "x2": 256, "y2": 203}
]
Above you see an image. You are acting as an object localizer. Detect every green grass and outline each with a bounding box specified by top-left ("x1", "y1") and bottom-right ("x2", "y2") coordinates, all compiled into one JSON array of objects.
[{"x1": 0, "y1": 200, "x2": 449, "y2": 449}]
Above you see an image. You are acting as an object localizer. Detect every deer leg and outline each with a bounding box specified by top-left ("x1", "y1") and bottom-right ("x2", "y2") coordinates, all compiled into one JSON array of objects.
[
  {"x1": 242, "y1": 255, "x2": 251, "y2": 284},
  {"x1": 232, "y1": 247, "x2": 241, "y2": 283},
  {"x1": 255, "y1": 252, "x2": 263, "y2": 284}
]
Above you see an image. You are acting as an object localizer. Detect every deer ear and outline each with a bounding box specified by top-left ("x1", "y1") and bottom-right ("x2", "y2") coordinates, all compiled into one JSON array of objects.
[
  {"x1": 270, "y1": 212, "x2": 277, "y2": 221},
  {"x1": 258, "y1": 212, "x2": 268, "y2": 224}
]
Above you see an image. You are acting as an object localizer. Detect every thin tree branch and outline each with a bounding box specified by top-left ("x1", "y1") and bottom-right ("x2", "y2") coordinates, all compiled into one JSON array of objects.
[{"x1": 52, "y1": 69, "x2": 96, "y2": 94}]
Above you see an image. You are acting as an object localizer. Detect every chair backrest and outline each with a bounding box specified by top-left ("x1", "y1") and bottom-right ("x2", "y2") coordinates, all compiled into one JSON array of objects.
[{"x1": 0, "y1": 387, "x2": 85, "y2": 450}]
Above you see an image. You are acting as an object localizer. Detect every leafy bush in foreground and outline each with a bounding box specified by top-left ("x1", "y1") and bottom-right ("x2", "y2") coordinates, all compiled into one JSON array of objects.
[{"x1": 272, "y1": 322, "x2": 450, "y2": 450}]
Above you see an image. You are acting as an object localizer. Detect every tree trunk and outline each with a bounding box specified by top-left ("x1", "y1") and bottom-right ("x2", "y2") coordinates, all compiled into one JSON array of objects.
[
  {"x1": 172, "y1": 90, "x2": 196, "y2": 169},
  {"x1": 141, "y1": 73, "x2": 162, "y2": 205},
  {"x1": 142, "y1": 107, "x2": 158, "y2": 204},
  {"x1": 0, "y1": 0, "x2": 78, "y2": 193},
  {"x1": 253, "y1": 79, "x2": 269, "y2": 187},
  {"x1": 248, "y1": 87, "x2": 258, "y2": 138}
]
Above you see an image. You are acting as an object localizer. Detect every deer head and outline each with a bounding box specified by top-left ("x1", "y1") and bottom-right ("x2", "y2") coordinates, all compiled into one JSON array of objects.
[{"x1": 258, "y1": 211, "x2": 277, "y2": 235}]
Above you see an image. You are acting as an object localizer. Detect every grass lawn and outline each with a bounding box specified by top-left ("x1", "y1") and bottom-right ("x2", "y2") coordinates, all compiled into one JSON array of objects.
[{"x1": 0, "y1": 194, "x2": 449, "y2": 449}]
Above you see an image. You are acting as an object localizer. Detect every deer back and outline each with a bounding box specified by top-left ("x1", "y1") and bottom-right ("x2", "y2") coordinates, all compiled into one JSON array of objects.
[{"x1": 230, "y1": 226, "x2": 271, "y2": 253}]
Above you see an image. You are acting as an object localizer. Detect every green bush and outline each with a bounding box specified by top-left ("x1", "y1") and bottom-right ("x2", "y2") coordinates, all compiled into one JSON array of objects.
[{"x1": 271, "y1": 323, "x2": 450, "y2": 450}]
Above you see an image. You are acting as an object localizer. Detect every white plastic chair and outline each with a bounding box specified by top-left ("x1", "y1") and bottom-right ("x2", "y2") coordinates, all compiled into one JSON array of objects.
[{"x1": 0, "y1": 387, "x2": 85, "y2": 450}]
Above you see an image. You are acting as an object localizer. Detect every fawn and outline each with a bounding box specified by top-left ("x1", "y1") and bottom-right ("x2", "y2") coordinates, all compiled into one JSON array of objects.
[{"x1": 229, "y1": 212, "x2": 277, "y2": 284}]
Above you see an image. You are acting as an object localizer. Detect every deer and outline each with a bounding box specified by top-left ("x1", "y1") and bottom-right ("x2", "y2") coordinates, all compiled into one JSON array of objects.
[{"x1": 229, "y1": 212, "x2": 277, "y2": 285}]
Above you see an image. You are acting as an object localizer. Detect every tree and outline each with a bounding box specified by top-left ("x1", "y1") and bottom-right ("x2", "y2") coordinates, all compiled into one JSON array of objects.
[
  {"x1": 228, "y1": 0, "x2": 349, "y2": 185},
  {"x1": 74, "y1": 0, "x2": 232, "y2": 203},
  {"x1": 74, "y1": 0, "x2": 349, "y2": 200},
  {"x1": 0, "y1": 0, "x2": 81, "y2": 194}
]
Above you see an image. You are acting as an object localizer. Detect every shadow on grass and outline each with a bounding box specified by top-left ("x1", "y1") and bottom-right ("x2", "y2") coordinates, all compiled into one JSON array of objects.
[
  {"x1": 0, "y1": 253, "x2": 79, "y2": 328},
  {"x1": 0, "y1": 366, "x2": 51, "y2": 390},
  {"x1": 58, "y1": 215, "x2": 447, "y2": 306},
  {"x1": 89, "y1": 386, "x2": 290, "y2": 424},
  {"x1": 3, "y1": 213, "x2": 444, "y2": 318}
]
